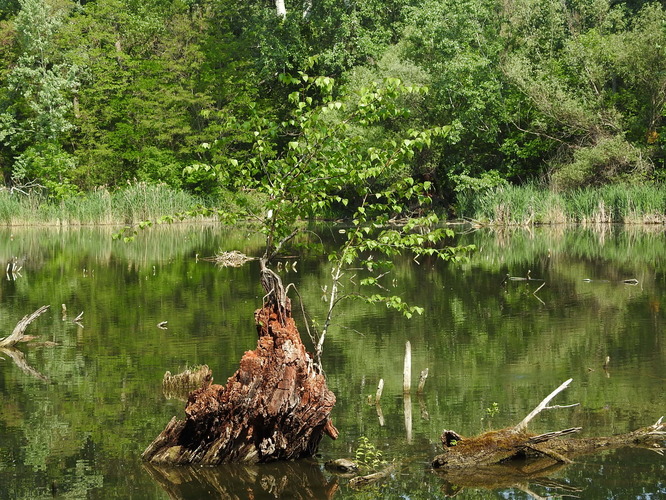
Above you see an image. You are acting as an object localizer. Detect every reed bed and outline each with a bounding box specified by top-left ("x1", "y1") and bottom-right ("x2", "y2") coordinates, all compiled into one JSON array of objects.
[
  {"x1": 0, "y1": 183, "x2": 216, "y2": 226},
  {"x1": 459, "y1": 183, "x2": 666, "y2": 225}
]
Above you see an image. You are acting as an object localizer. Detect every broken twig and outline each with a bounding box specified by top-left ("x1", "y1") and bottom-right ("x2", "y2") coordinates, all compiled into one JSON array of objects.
[
  {"x1": 514, "y1": 378, "x2": 578, "y2": 433},
  {"x1": 348, "y1": 462, "x2": 399, "y2": 489}
]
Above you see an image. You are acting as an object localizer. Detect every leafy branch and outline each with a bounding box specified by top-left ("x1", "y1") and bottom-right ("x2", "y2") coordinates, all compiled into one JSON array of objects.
[{"x1": 117, "y1": 71, "x2": 473, "y2": 367}]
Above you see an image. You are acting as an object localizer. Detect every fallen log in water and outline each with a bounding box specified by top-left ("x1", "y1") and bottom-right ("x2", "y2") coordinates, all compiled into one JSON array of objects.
[
  {"x1": 348, "y1": 462, "x2": 400, "y2": 489},
  {"x1": 435, "y1": 420, "x2": 665, "y2": 497},
  {"x1": 0, "y1": 305, "x2": 50, "y2": 348},
  {"x1": 432, "y1": 379, "x2": 665, "y2": 475},
  {"x1": 142, "y1": 299, "x2": 338, "y2": 465}
]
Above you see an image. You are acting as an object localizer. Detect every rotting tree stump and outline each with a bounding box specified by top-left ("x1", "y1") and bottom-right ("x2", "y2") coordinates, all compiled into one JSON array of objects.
[{"x1": 142, "y1": 300, "x2": 338, "y2": 464}]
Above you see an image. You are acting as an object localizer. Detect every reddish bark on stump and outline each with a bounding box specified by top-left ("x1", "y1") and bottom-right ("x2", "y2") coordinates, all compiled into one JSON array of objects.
[{"x1": 142, "y1": 302, "x2": 338, "y2": 464}]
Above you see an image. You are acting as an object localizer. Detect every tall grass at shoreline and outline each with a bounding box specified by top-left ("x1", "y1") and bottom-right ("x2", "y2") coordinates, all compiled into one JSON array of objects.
[
  {"x1": 458, "y1": 183, "x2": 666, "y2": 225},
  {"x1": 0, "y1": 183, "x2": 218, "y2": 226},
  {"x1": 2, "y1": 181, "x2": 664, "y2": 226}
]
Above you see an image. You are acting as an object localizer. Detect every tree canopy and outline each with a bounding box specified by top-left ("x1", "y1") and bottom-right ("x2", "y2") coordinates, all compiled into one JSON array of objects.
[{"x1": 0, "y1": 0, "x2": 663, "y2": 206}]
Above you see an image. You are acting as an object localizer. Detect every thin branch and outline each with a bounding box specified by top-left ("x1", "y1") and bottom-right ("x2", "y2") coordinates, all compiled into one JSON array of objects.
[
  {"x1": 284, "y1": 283, "x2": 316, "y2": 349},
  {"x1": 514, "y1": 378, "x2": 576, "y2": 433},
  {"x1": 265, "y1": 227, "x2": 301, "y2": 263}
]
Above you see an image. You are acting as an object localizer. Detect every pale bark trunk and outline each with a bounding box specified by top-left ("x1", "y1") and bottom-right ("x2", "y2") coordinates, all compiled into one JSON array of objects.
[{"x1": 276, "y1": 0, "x2": 286, "y2": 17}]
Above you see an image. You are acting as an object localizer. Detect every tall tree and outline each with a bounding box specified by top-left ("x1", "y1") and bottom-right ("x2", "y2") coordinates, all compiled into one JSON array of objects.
[
  {"x1": 500, "y1": 0, "x2": 661, "y2": 188},
  {"x1": 59, "y1": 0, "x2": 220, "y2": 189},
  {"x1": 400, "y1": 0, "x2": 533, "y2": 200},
  {"x1": 0, "y1": 0, "x2": 79, "y2": 197}
]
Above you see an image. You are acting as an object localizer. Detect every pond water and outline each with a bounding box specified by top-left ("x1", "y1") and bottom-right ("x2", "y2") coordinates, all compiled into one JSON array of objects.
[{"x1": 0, "y1": 224, "x2": 664, "y2": 499}]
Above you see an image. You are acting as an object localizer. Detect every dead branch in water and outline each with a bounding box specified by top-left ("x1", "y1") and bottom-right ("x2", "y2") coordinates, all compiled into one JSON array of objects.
[
  {"x1": 432, "y1": 379, "x2": 664, "y2": 474},
  {"x1": 514, "y1": 378, "x2": 578, "y2": 433},
  {"x1": 0, "y1": 305, "x2": 50, "y2": 348},
  {"x1": 435, "y1": 416, "x2": 665, "y2": 496},
  {"x1": 348, "y1": 462, "x2": 399, "y2": 489},
  {"x1": 417, "y1": 368, "x2": 429, "y2": 394}
]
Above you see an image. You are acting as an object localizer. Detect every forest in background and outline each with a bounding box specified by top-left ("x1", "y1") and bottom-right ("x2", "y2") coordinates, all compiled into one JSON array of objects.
[{"x1": 0, "y1": 0, "x2": 664, "y2": 215}]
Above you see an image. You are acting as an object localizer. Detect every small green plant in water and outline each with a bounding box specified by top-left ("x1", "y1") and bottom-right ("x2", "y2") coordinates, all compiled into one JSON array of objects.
[
  {"x1": 486, "y1": 402, "x2": 500, "y2": 418},
  {"x1": 354, "y1": 436, "x2": 384, "y2": 470}
]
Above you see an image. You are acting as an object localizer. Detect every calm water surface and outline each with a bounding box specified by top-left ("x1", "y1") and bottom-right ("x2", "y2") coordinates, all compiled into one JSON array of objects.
[{"x1": 0, "y1": 224, "x2": 664, "y2": 499}]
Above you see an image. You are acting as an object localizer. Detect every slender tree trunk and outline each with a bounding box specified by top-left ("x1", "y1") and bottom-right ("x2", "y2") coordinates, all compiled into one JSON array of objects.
[{"x1": 276, "y1": 0, "x2": 286, "y2": 17}]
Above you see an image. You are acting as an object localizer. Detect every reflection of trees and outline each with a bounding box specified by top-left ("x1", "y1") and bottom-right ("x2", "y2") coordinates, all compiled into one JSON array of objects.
[
  {"x1": 0, "y1": 225, "x2": 663, "y2": 497},
  {"x1": 143, "y1": 461, "x2": 339, "y2": 500},
  {"x1": 0, "y1": 225, "x2": 267, "y2": 269}
]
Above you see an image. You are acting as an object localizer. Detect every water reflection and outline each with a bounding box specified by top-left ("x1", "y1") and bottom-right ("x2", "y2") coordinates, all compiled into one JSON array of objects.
[
  {"x1": 0, "y1": 224, "x2": 664, "y2": 499},
  {"x1": 433, "y1": 460, "x2": 580, "y2": 498},
  {"x1": 144, "y1": 461, "x2": 339, "y2": 500},
  {"x1": 0, "y1": 347, "x2": 48, "y2": 381}
]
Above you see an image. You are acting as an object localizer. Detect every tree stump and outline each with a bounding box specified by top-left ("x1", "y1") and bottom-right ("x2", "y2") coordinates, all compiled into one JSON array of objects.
[{"x1": 142, "y1": 301, "x2": 338, "y2": 464}]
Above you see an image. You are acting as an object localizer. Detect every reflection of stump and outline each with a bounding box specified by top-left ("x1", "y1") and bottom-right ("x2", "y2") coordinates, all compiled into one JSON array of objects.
[
  {"x1": 143, "y1": 460, "x2": 339, "y2": 499},
  {"x1": 142, "y1": 303, "x2": 338, "y2": 464}
]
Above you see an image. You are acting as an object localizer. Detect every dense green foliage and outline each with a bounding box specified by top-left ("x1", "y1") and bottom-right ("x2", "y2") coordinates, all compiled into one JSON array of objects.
[{"x1": 0, "y1": 0, "x2": 664, "y2": 210}]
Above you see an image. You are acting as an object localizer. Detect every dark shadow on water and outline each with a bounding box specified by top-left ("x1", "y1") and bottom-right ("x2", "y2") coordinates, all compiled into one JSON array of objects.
[{"x1": 143, "y1": 460, "x2": 340, "y2": 500}]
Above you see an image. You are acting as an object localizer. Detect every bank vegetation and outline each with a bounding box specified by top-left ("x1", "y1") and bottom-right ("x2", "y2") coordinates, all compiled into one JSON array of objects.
[{"x1": 0, "y1": 0, "x2": 664, "y2": 225}]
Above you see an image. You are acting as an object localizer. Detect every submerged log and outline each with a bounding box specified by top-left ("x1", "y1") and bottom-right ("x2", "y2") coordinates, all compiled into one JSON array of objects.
[
  {"x1": 142, "y1": 299, "x2": 338, "y2": 465},
  {"x1": 432, "y1": 380, "x2": 665, "y2": 471},
  {"x1": 435, "y1": 420, "x2": 665, "y2": 497},
  {"x1": 348, "y1": 462, "x2": 400, "y2": 489},
  {"x1": 162, "y1": 365, "x2": 213, "y2": 401}
]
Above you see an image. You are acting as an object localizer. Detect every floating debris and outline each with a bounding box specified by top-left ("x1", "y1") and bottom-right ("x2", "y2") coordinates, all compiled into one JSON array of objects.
[{"x1": 203, "y1": 250, "x2": 255, "y2": 268}]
